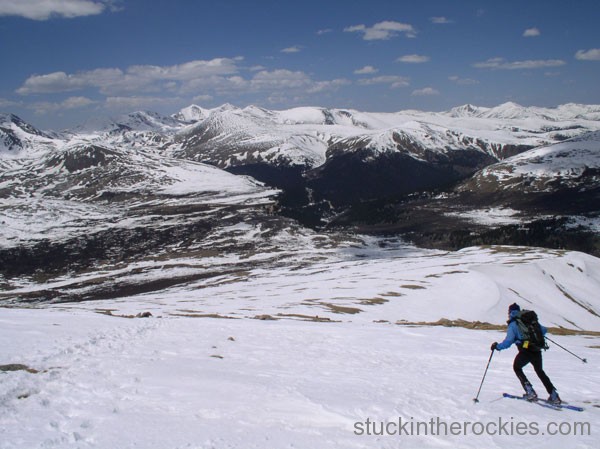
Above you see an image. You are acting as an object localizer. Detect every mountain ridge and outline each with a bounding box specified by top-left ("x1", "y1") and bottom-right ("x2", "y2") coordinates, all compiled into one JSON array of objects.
[{"x1": 1, "y1": 102, "x2": 599, "y2": 306}]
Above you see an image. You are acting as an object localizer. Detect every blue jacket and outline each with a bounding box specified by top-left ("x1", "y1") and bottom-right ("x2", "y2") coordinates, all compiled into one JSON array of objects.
[{"x1": 496, "y1": 310, "x2": 547, "y2": 351}]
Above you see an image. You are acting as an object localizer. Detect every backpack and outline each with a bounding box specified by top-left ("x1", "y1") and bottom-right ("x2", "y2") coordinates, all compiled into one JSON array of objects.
[{"x1": 514, "y1": 310, "x2": 548, "y2": 351}]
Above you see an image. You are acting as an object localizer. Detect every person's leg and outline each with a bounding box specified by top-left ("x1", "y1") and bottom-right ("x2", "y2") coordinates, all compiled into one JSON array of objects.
[
  {"x1": 513, "y1": 351, "x2": 536, "y2": 397},
  {"x1": 530, "y1": 351, "x2": 556, "y2": 394}
]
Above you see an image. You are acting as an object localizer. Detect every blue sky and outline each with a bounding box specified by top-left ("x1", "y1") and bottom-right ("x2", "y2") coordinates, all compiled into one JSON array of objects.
[{"x1": 1, "y1": 0, "x2": 599, "y2": 129}]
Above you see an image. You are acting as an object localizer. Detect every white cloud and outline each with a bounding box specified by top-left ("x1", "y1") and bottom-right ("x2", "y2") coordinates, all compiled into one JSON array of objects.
[
  {"x1": 126, "y1": 58, "x2": 241, "y2": 82},
  {"x1": 354, "y1": 65, "x2": 378, "y2": 75},
  {"x1": 316, "y1": 28, "x2": 332, "y2": 35},
  {"x1": 192, "y1": 94, "x2": 213, "y2": 103},
  {"x1": 523, "y1": 27, "x2": 541, "y2": 37},
  {"x1": 17, "y1": 68, "x2": 124, "y2": 95},
  {"x1": 17, "y1": 58, "x2": 242, "y2": 96},
  {"x1": 181, "y1": 69, "x2": 349, "y2": 98},
  {"x1": 0, "y1": 98, "x2": 21, "y2": 108},
  {"x1": 181, "y1": 75, "x2": 250, "y2": 96},
  {"x1": 104, "y1": 96, "x2": 182, "y2": 111},
  {"x1": 61, "y1": 96, "x2": 95, "y2": 108},
  {"x1": 397, "y1": 54, "x2": 430, "y2": 64},
  {"x1": 0, "y1": 0, "x2": 116, "y2": 20},
  {"x1": 473, "y1": 57, "x2": 566, "y2": 70},
  {"x1": 345, "y1": 24, "x2": 366, "y2": 33},
  {"x1": 448, "y1": 75, "x2": 479, "y2": 85},
  {"x1": 306, "y1": 78, "x2": 351, "y2": 94},
  {"x1": 411, "y1": 87, "x2": 439, "y2": 96},
  {"x1": 281, "y1": 46, "x2": 302, "y2": 54},
  {"x1": 344, "y1": 20, "x2": 416, "y2": 40},
  {"x1": 266, "y1": 93, "x2": 290, "y2": 105},
  {"x1": 250, "y1": 70, "x2": 310, "y2": 90},
  {"x1": 358, "y1": 75, "x2": 410, "y2": 89},
  {"x1": 430, "y1": 16, "x2": 452, "y2": 24},
  {"x1": 248, "y1": 70, "x2": 349, "y2": 94},
  {"x1": 16, "y1": 58, "x2": 349, "y2": 108},
  {"x1": 31, "y1": 96, "x2": 95, "y2": 114},
  {"x1": 17, "y1": 71, "x2": 83, "y2": 95},
  {"x1": 575, "y1": 48, "x2": 600, "y2": 61}
]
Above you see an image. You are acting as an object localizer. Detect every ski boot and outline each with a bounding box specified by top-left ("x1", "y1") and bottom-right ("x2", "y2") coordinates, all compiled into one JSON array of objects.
[
  {"x1": 547, "y1": 389, "x2": 561, "y2": 405},
  {"x1": 523, "y1": 382, "x2": 538, "y2": 401}
]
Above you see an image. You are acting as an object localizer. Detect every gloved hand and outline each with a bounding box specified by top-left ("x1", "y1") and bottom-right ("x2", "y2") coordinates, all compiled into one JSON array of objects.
[{"x1": 491, "y1": 342, "x2": 498, "y2": 351}]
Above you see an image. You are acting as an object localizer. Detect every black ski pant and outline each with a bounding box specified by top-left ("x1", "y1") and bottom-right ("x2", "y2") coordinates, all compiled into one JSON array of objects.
[{"x1": 513, "y1": 349, "x2": 555, "y2": 394}]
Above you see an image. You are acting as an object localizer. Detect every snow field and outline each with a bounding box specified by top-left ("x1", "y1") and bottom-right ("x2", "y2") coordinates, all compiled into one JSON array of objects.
[
  {"x1": 2, "y1": 236, "x2": 599, "y2": 449},
  {"x1": 0, "y1": 308, "x2": 598, "y2": 449},
  {"x1": 62, "y1": 246, "x2": 600, "y2": 332}
]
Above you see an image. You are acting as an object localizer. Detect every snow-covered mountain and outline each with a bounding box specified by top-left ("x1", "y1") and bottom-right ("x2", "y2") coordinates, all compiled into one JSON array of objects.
[
  {"x1": 158, "y1": 102, "x2": 600, "y2": 208},
  {"x1": 0, "y1": 142, "x2": 274, "y2": 203},
  {"x1": 0, "y1": 102, "x2": 599, "y2": 290},
  {"x1": 57, "y1": 111, "x2": 189, "y2": 154},
  {"x1": 462, "y1": 131, "x2": 600, "y2": 194},
  {"x1": 2, "y1": 102, "x2": 600, "y2": 449},
  {"x1": 169, "y1": 107, "x2": 330, "y2": 168},
  {"x1": 167, "y1": 102, "x2": 600, "y2": 171},
  {"x1": 0, "y1": 113, "x2": 59, "y2": 157},
  {"x1": 0, "y1": 138, "x2": 280, "y2": 288},
  {"x1": 171, "y1": 103, "x2": 239, "y2": 123},
  {"x1": 69, "y1": 110, "x2": 185, "y2": 135},
  {"x1": 445, "y1": 101, "x2": 600, "y2": 122},
  {"x1": 5, "y1": 102, "x2": 600, "y2": 167}
]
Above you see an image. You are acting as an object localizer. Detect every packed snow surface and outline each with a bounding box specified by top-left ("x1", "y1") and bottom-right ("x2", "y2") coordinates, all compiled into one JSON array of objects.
[
  {"x1": 1, "y1": 243, "x2": 600, "y2": 449},
  {"x1": 1, "y1": 305, "x2": 598, "y2": 449}
]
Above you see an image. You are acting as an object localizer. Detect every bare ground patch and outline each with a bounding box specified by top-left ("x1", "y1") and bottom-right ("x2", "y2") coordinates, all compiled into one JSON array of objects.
[
  {"x1": 0, "y1": 364, "x2": 40, "y2": 374},
  {"x1": 276, "y1": 313, "x2": 340, "y2": 322},
  {"x1": 400, "y1": 284, "x2": 427, "y2": 290},
  {"x1": 96, "y1": 310, "x2": 153, "y2": 319},
  {"x1": 169, "y1": 313, "x2": 240, "y2": 319},
  {"x1": 396, "y1": 318, "x2": 600, "y2": 336}
]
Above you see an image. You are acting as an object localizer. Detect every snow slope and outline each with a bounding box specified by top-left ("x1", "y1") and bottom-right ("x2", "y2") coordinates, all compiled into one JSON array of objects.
[
  {"x1": 3, "y1": 102, "x2": 600, "y2": 171},
  {"x1": 160, "y1": 102, "x2": 600, "y2": 173},
  {"x1": 0, "y1": 113, "x2": 59, "y2": 158},
  {"x1": 169, "y1": 107, "x2": 332, "y2": 168},
  {"x1": 2, "y1": 103, "x2": 600, "y2": 448},
  {"x1": 1, "y1": 292, "x2": 598, "y2": 449},
  {"x1": 2, "y1": 195, "x2": 600, "y2": 449},
  {"x1": 0, "y1": 142, "x2": 277, "y2": 248},
  {"x1": 69, "y1": 111, "x2": 185, "y2": 135},
  {"x1": 23, "y1": 243, "x2": 595, "y2": 330},
  {"x1": 464, "y1": 131, "x2": 600, "y2": 193}
]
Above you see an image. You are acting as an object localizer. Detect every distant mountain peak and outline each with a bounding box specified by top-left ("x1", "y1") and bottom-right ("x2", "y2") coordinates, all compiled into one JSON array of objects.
[
  {"x1": 71, "y1": 110, "x2": 184, "y2": 134},
  {"x1": 0, "y1": 112, "x2": 49, "y2": 137},
  {"x1": 447, "y1": 104, "x2": 487, "y2": 117},
  {"x1": 172, "y1": 104, "x2": 210, "y2": 123}
]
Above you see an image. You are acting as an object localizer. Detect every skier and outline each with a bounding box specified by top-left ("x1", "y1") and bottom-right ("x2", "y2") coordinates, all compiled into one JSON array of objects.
[{"x1": 491, "y1": 303, "x2": 561, "y2": 404}]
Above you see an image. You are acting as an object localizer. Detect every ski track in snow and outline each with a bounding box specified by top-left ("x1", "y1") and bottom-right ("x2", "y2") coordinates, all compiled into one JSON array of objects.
[{"x1": 0, "y1": 308, "x2": 598, "y2": 449}]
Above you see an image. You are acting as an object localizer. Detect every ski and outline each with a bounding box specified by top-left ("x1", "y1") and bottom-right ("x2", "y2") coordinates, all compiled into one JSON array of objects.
[
  {"x1": 536, "y1": 398, "x2": 585, "y2": 412},
  {"x1": 503, "y1": 393, "x2": 584, "y2": 412},
  {"x1": 503, "y1": 393, "x2": 562, "y2": 411}
]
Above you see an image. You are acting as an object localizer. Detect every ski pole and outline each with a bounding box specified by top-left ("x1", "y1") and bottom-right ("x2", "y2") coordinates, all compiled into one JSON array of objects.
[
  {"x1": 546, "y1": 336, "x2": 587, "y2": 363},
  {"x1": 473, "y1": 349, "x2": 495, "y2": 403}
]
